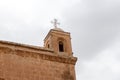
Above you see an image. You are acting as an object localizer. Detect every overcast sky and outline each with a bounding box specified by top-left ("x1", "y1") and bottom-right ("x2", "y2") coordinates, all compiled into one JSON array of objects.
[{"x1": 0, "y1": 0, "x2": 120, "y2": 80}]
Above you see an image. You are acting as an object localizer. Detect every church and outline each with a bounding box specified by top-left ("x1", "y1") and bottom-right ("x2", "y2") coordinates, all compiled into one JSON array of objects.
[{"x1": 0, "y1": 19, "x2": 77, "y2": 80}]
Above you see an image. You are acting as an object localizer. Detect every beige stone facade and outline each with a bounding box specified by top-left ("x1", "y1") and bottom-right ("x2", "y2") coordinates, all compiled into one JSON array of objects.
[{"x1": 0, "y1": 28, "x2": 77, "y2": 80}]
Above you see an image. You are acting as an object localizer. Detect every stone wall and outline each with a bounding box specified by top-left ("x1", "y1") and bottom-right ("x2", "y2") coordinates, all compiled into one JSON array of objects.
[{"x1": 0, "y1": 41, "x2": 77, "y2": 80}]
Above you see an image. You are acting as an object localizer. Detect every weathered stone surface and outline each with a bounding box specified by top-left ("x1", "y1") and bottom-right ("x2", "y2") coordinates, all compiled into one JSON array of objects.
[{"x1": 0, "y1": 28, "x2": 77, "y2": 80}]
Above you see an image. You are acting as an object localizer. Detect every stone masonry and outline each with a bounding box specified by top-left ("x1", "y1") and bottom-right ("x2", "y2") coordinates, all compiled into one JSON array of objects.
[{"x1": 0, "y1": 28, "x2": 77, "y2": 80}]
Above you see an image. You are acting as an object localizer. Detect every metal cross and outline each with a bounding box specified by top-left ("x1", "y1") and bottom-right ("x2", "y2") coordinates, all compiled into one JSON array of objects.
[{"x1": 51, "y1": 19, "x2": 60, "y2": 28}]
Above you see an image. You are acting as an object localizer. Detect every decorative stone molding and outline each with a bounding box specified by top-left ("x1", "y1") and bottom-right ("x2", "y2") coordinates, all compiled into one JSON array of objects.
[{"x1": 0, "y1": 41, "x2": 77, "y2": 65}]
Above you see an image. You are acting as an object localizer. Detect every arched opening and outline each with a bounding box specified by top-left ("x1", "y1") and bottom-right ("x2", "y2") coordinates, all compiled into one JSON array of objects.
[
  {"x1": 59, "y1": 41, "x2": 64, "y2": 52},
  {"x1": 48, "y1": 44, "x2": 50, "y2": 48}
]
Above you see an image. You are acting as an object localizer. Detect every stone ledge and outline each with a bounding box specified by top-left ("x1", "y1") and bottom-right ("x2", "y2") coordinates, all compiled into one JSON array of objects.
[
  {"x1": 0, "y1": 40, "x2": 53, "y2": 53},
  {"x1": 0, "y1": 41, "x2": 77, "y2": 65},
  {"x1": 44, "y1": 29, "x2": 70, "y2": 42}
]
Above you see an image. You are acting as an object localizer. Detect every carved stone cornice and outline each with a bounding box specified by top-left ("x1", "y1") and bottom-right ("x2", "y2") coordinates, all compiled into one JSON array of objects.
[
  {"x1": 44, "y1": 29, "x2": 70, "y2": 42},
  {"x1": 0, "y1": 41, "x2": 77, "y2": 65}
]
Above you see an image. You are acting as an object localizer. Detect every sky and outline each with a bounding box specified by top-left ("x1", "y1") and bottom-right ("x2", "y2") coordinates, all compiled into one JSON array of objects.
[{"x1": 0, "y1": 0, "x2": 120, "y2": 80}]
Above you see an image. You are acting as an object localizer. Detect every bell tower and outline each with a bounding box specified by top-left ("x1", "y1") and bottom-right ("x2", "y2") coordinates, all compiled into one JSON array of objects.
[{"x1": 44, "y1": 19, "x2": 73, "y2": 56}]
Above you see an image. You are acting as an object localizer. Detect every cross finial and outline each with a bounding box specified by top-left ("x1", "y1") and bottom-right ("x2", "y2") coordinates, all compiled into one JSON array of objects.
[{"x1": 51, "y1": 19, "x2": 60, "y2": 28}]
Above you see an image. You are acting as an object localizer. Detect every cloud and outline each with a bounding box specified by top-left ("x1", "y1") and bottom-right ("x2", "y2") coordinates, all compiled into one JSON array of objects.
[
  {"x1": 63, "y1": 0, "x2": 120, "y2": 60},
  {"x1": 77, "y1": 42, "x2": 120, "y2": 80}
]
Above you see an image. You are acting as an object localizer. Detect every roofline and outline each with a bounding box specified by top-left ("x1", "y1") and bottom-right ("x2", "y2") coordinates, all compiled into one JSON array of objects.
[
  {"x1": 0, "y1": 40, "x2": 53, "y2": 53},
  {"x1": 0, "y1": 40, "x2": 77, "y2": 65},
  {"x1": 44, "y1": 29, "x2": 70, "y2": 42}
]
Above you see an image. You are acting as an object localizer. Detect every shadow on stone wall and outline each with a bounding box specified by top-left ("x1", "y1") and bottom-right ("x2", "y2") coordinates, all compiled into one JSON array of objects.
[
  {"x1": 0, "y1": 78, "x2": 4, "y2": 80},
  {"x1": 62, "y1": 70, "x2": 74, "y2": 80}
]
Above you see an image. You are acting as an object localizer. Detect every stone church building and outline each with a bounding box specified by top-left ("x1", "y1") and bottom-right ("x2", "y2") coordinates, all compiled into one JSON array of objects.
[{"x1": 0, "y1": 23, "x2": 77, "y2": 80}]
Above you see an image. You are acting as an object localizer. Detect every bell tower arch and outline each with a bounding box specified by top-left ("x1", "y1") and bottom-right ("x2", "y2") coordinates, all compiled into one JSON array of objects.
[
  {"x1": 44, "y1": 27, "x2": 73, "y2": 56},
  {"x1": 59, "y1": 40, "x2": 64, "y2": 52}
]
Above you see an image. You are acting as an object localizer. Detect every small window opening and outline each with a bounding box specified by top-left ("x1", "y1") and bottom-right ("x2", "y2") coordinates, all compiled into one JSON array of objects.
[
  {"x1": 59, "y1": 41, "x2": 64, "y2": 52},
  {"x1": 48, "y1": 44, "x2": 50, "y2": 48}
]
